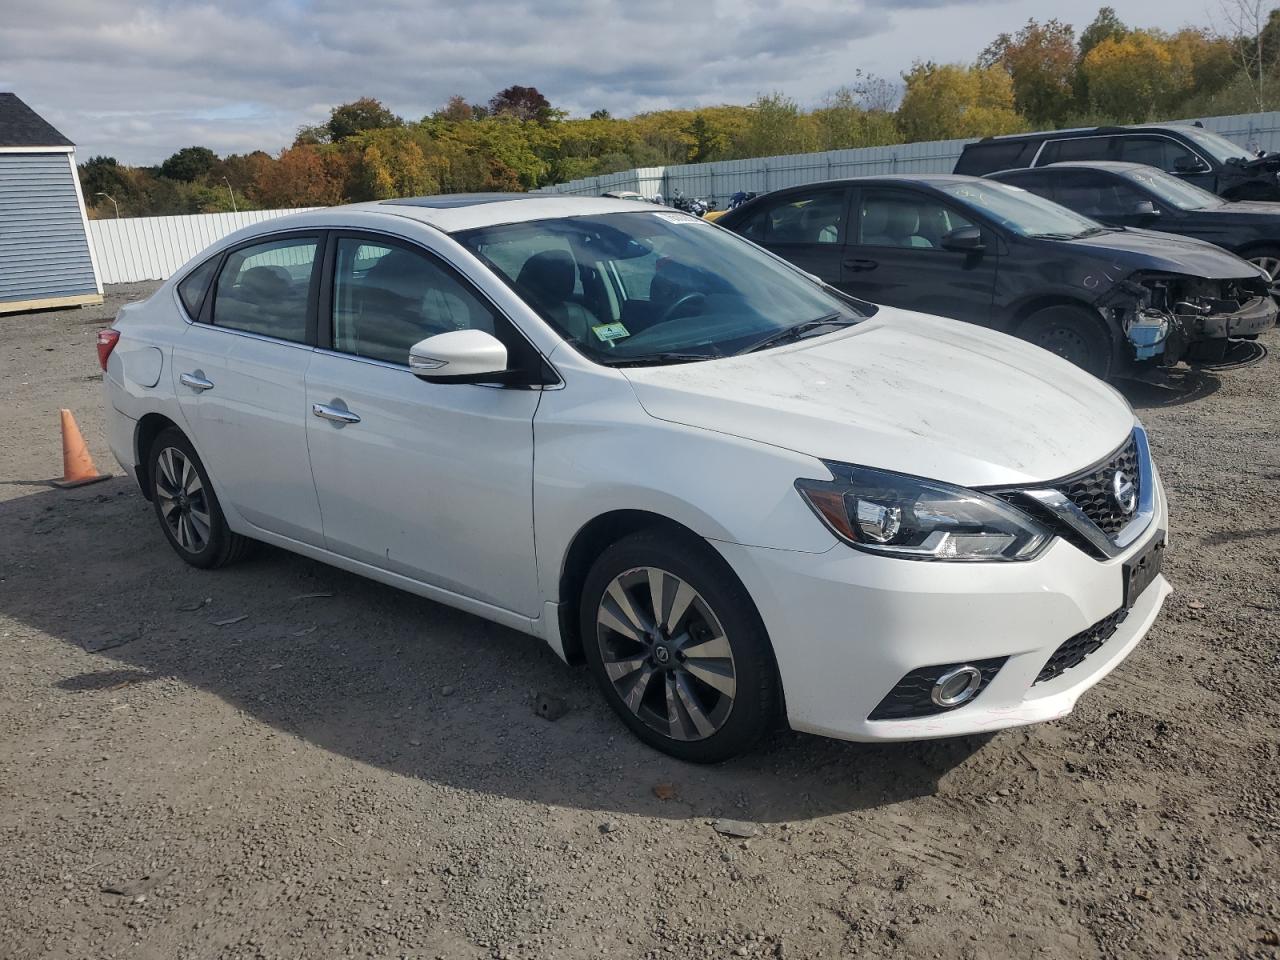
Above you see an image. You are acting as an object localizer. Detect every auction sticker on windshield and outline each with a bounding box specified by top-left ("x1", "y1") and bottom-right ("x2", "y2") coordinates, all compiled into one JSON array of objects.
[
  {"x1": 652, "y1": 212, "x2": 701, "y2": 224},
  {"x1": 592, "y1": 322, "x2": 631, "y2": 342}
]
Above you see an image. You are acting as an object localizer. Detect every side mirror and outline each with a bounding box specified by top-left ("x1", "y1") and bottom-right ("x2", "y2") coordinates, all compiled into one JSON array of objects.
[
  {"x1": 941, "y1": 225, "x2": 985, "y2": 252},
  {"x1": 408, "y1": 329, "x2": 508, "y2": 383},
  {"x1": 1131, "y1": 200, "x2": 1160, "y2": 218}
]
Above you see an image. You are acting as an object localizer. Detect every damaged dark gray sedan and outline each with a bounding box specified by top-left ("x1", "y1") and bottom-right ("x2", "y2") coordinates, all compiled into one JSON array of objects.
[{"x1": 716, "y1": 175, "x2": 1277, "y2": 378}]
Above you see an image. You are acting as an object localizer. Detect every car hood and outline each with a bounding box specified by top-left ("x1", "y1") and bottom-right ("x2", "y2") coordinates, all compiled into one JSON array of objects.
[
  {"x1": 621, "y1": 308, "x2": 1134, "y2": 488},
  {"x1": 1216, "y1": 200, "x2": 1280, "y2": 219},
  {"x1": 1066, "y1": 228, "x2": 1262, "y2": 279}
]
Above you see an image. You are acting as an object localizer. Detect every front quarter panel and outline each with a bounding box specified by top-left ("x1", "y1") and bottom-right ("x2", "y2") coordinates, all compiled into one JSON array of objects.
[{"x1": 533, "y1": 351, "x2": 838, "y2": 605}]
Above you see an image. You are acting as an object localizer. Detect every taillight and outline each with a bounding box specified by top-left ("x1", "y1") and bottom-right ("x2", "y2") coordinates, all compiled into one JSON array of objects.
[{"x1": 96, "y1": 329, "x2": 120, "y2": 372}]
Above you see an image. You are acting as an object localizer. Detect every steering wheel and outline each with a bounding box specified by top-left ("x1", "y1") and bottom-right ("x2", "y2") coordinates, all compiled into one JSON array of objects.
[{"x1": 657, "y1": 292, "x2": 707, "y2": 326}]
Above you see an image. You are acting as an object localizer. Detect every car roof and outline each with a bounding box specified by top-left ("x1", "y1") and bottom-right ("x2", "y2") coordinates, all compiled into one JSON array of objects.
[
  {"x1": 991, "y1": 161, "x2": 1152, "y2": 176},
  {"x1": 760, "y1": 174, "x2": 978, "y2": 192},
  {"x1": 247, "y1": 194, "x2": 663, "y2": 235},
  {"x1": 968, "y1": 123, "x2": 1204, "y2": 145}
]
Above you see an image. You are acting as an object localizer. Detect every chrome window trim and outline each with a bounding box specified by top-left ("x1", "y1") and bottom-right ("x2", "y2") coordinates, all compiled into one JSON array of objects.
[
  {"x1": 1014, "y1": 426, "x2": 1155, "y2": 559},
  {"x1": 178, "y1": 312, "x2": 314, "y2": 352}
]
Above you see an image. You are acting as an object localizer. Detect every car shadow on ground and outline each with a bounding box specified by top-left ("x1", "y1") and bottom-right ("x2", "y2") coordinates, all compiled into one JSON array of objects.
[
  {"x1": 0, "y1": 480, "x2": 996, "y2": 824},
  {"x1": 1116, "y1": 367, "x2": 1223, "y2": 408}
]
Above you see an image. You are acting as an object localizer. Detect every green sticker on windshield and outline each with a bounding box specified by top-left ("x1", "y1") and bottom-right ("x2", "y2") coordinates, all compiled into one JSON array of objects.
[{"x1": 592, "y1": 322, "x2": 630, "y2": 342}]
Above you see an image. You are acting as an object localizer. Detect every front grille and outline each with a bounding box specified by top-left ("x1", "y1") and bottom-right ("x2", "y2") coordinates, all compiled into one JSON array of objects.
[
  {"x1": 1060, "y1": 435, "x2": 1140, "y2": 536},
  {"x1": 1035, "y1": 609, "x2": 1128, "y2": 684},
  {"x1": 868, "y1": 657, "x2": 1006, "y2": 721}
]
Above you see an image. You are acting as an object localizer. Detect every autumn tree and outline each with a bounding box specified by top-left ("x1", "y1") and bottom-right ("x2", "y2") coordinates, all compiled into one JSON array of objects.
[
  {"x1": 434, "y1": 95, "x2": 475, "y2": 122},
  {"x1": 980, "y1": 19, "x2": 1078, "y2": 126},
  {"x1": 1081, "y1": 31, "x2": 1178, "y2": 121},
  {"x1": 897, "y1": 62, "x2": 1027, "y2": 141},
  {"x1": 1079, "y1": 7, "x2": 1128, "y2": 58},
  {"x1": 1217, "y1": 0, "x2": 1280, "y2": 111},
  {"x1": 488, "y1": 85, "x2": 554, "y2": 123},
  {"x1": 251, "y1": 145, "x2": 347, "y2": 207}
]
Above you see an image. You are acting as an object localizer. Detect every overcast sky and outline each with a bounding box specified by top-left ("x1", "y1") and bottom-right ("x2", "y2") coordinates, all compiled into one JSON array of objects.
[{"x1": 2, "y1": 0, "x2": 1220, "y2": 165}]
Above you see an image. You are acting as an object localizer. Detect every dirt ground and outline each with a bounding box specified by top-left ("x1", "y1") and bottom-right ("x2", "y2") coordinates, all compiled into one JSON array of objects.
[{"x1": 0, "y1": 283, "x2": 1277, "y2": 960}]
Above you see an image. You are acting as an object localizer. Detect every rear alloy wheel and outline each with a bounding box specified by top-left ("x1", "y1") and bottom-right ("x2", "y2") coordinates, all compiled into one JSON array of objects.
[
  {"x1": 149, "y1": 428, "x2": 253, "y2": 569},
  {"x1": 1019, "y1": 306, "x2": 1113, "y2": 379},
  {"x1": 581, "y1": 531, "x2": 779, "y2": 762}
]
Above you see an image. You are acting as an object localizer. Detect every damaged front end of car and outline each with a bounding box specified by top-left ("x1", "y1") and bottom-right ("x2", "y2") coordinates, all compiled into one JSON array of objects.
[{"x1": 1097, "y1": 271, "x2": 1277, "y2": 365}]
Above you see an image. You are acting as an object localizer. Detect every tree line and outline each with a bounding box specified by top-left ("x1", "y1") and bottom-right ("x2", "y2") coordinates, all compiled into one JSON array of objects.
[{"x1": 79, "y1": 5, "x2": 1280, "y2": 218}]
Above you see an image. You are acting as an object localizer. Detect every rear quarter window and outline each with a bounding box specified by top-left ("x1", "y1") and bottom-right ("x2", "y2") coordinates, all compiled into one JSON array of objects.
[
  {"x1": 954, "y1": 141, "x2": 1037, "y2": 175},
  {"x1": 176, "y1": 257, "x2": 219, "y2": 319}
]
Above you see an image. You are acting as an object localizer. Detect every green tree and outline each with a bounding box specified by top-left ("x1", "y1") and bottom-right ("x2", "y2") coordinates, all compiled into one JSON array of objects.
[
  {"x1": 738, "y1": 93, "x2": 818, "y2": 157},
  {"x1": 327, "y1": 97, "x2": 402, "y2": 141},
  {"x1": 159, "y1": 145, "x2": 218, "y2": 182}
]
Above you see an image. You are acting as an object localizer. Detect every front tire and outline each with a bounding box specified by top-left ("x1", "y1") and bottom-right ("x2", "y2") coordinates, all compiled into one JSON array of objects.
[
  {"x1": 579, "y1": 529, "x2": 780, "y2": 763},
  {"x1": 148, "y1": 428, "x2": 253, "y2": 569},
  {"x1": 1245, "y1": 246, "x2": 1280, "y2": 301},
  {"x1": 1018, "y1": 305, "x2": 1114, "y2": 379}
]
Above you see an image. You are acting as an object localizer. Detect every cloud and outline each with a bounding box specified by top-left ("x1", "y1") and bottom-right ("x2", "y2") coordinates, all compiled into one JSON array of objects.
[{"x1": 0, "y1": 0, "x2": 1217, "y2": 164}]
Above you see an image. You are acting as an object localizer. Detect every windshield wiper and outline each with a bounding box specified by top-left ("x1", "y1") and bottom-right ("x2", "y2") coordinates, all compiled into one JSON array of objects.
[
  {"x1": 736, "y1": 314, "x2": 857, "y2": 356},
  {"x1": 601, "y1": 351, "x2": 720, "y2": 368}
]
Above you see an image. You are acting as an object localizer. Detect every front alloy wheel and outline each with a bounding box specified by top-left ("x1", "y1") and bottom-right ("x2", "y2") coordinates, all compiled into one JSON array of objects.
[
  {"x1": 1247, "y1": 253, "x2": 1280, "y2": 300},
  {"x1": 596, "y1": 566, "x2": 737, "y2": 742},
  {"x1": 580, "y1": 530, "x2": 779, "y2": 762}
]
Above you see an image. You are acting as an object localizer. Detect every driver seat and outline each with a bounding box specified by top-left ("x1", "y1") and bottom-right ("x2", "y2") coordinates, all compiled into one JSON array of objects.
[{"x1": 515, "y1": 250, "x2": 595, "y2": 341}]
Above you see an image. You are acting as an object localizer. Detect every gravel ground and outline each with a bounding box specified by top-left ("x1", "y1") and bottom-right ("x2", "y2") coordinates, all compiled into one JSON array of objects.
[{"x1": 1, "y1": 283, "x2": 1277, "y2": 960}]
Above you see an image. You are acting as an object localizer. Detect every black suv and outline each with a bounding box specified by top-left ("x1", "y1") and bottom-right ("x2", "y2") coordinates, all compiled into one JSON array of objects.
[
  {"x1": 954, "y1": 123, "x2": 1280, "y2": 202},
  {"x1": 986, "y1": 162, "x2": 1280, "y2": 296},
  {"x1": 715, "y1": 175, "x2": 1276, "y2": 378}
]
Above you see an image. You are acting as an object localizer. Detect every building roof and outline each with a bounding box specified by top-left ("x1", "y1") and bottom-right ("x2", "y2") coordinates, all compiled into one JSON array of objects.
[{"x1": 0, "y1": 94, "x2": 74, "y2": 148}]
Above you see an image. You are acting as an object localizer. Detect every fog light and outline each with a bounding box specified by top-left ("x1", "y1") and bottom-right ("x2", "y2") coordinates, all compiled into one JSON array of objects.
[{"x1": 930, "y1": 665, "x2": 984, "y2": 707}]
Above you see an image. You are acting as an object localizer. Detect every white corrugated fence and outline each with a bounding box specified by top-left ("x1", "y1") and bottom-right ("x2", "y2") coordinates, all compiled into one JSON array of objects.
[
  {"x1": 535, "y1": 110, "x2": 1280, "y2": 205},
  {"x1": 89, "y1": 208, "x2": 320, "y2": 284}
]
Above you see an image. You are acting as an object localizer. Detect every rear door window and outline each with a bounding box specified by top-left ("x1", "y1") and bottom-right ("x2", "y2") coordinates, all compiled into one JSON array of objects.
[
  {"x1": 212, "y1": 236, "x2": 319, "y2": 343},
  {"x1": 739, "y1": 191, "x2": 848, "y2": 245}
]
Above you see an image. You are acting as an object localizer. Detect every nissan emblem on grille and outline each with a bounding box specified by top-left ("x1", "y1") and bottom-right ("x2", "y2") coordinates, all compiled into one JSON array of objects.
[{"x1": 1112, "y1": 470, "x2": 1137, "y2": 515}]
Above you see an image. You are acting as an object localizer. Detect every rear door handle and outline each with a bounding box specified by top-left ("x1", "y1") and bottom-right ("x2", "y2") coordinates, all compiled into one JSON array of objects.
[
  {"x1": 312, "y1": 402, "x2": 361, "y2": 425},
  {"x1": 179, "y1": 372, "x2": 214, "y2": 392},
  {"x1": 843, "y1": 258, "x2": 879, "y2": 271}
]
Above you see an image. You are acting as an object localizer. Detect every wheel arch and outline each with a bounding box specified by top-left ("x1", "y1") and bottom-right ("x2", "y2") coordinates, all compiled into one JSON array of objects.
[
  {"x1": 133, "y1": 412, "x2": 184, "y2": 501},
  {"x1": 553, "y1": 508, "x2": 780, "y2": 669}
]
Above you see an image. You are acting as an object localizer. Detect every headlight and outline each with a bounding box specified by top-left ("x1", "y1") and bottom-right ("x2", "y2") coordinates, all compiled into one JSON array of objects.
[{"x1": 795, "y1": 463, "x2": 1051, "y2": 561}]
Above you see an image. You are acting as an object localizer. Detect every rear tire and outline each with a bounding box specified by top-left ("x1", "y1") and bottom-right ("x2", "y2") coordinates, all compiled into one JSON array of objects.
[
  {"x1": 1018, "y1": 305, "x2": 1114, "y2": 379},
  {"x1": 148, "y1": 428, "x2": 253, "y2": 569},
  {"x1": 579, "y1": 529, "x2": 780, "y2": 763}
]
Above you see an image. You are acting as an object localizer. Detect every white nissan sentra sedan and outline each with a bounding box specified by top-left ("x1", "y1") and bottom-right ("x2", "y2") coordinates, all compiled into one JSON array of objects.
[{"x1": 100, "y1": 194, "x2": 1171, "y2": 762}]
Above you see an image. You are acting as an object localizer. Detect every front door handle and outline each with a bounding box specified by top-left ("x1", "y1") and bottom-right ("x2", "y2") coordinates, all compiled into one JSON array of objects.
[
  {"x1": 843, "y1": 258, "x2": 879, "y2": 272},
  {"x1": 312, "y1": 402, "x2": 361, "y2": 425},
  {"x1": 180, "y1": 372, "x2": 214, "y2": 392}
]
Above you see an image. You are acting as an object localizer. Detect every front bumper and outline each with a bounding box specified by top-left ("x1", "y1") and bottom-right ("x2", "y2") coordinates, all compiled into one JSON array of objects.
[
  {"x1": 712, "y1": 475, "x2": 1170, "y2": 743},
  {"x1": 1191, "y1": 295, "x2": 1277, "y2": 339}
]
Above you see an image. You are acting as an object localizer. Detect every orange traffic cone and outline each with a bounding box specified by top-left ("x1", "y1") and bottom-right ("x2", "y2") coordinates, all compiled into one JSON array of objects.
[{"x1": 50, "y1": 409, "x2": 111, "y2": 489}]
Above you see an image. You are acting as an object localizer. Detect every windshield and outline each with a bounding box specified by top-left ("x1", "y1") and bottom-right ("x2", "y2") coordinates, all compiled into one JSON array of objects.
[
  {"x1": 457, "y1": 211, "x2": 866, "y2": 365},
  {"x1": 1119, "y1": 166, "x2": 1224, "y2": 210},
  {"x1": 937, "y1": 180, "x2": 1105, "y2": 239},
  {"x1": 1181, "y1": 127, "x2": 1250, "y2": 164}
]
